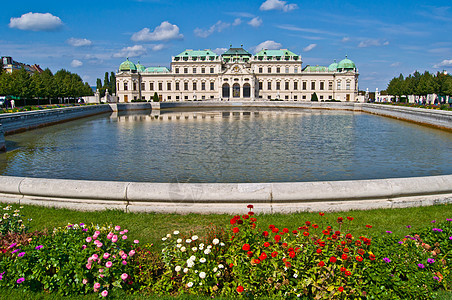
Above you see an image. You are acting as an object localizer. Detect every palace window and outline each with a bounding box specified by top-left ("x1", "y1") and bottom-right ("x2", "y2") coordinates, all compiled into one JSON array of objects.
[
  {"x1": 294, "y1": 95, "x2": 298, "y2": 100},
  {"x1": 320, "y1": 95, "x2": 324, "y2": 100},
  {"x1": 259, "y1": 67, "x2": 263, "y2": 73},
  {"x1": 167, "y1": 82, "x2": 171, "y2": 91},
  {"x1": 141, "y1": 82, "x2": 145, "y2": 91},
  {"x1": 259, "y1": 81, "x2": 263, "y2": 90},
  {"x1": 276, "y1": 67, "x2": 280, "y2": 73},
  {"x1": 150, "y1": 82, "x2": 154, "y2": 90},
  {"x1": 201, "y1": 82, "x2": 206, "y2": 90},
  {"x1": 201, "y1": 68, "x2": 205, "y2": 74},
  {"x1": 175, "y1": 68, "x2": 179, "y2": 74},
  {"x1": 210, "y1": 82, "x2": 214, "y2": 90},
  {"x1": 276, "y1": 82, "x2": 280, "y2": 90},
  {"x1": 294, "y1": 67, "x2": 298, "y2": 73},
  {"x1": 320, "y1": 82, "x2": 324, "y2": 90},
  {"x1": 175, "y1": 82, "x2": 180, "y2": 90},
  {"x1": 168, "y1": 96, "x2": 171, "y2": 100},
  {"x1": 285, "y1": 95, "x2": 289, "y2": 100},
  {"x1": 210, "y1": 67, "x2": 214, "y2": 73},
  {"x1": 193, "y1": 68, "x2": 197, "y2": 74},
  {"x1": 133, "y1": 82, "x2": 137, "y2": 91},
  {"x1": 193, "y1": 82, "x2": 197, "y2": 90},
  {"x1": 285, "y1": 67, "x2": 289, "y2": 73},
  {"x1": 285, "y1": 82, "x2": 289, "y2": 90},
  {"x1": 158, "y1": 82, "x2": 163, "y2": 91},
  {"x1": 184, "y1": 82, "x2": 188, "y2": 90},
  {"x1": 337, "y1": 81, "x2": 342, "y2": 90},
  {"x1": 346, "y1": 81, "x2": 351, "y2": 90},
  {"x1": 302, "y1": 95, "x2": 307, "y2": 100},
  {"x1": 302, "y1": 82, "x2": 307, "y2": 90},
  {"x1": 311, "y1": 82, "x2": 315, "y2": 90},
  {"x1": 268, "y1": 67, "x2": 271, "y2": 73},
  {"x1": 124, "y1": 82, "x2": 128, "y2": 91},
  {"x1": 184, "y1": 68, "x2": 188, "y2": 74},
  {"x1": 294, "y1": 82, "x2": 298, "y2": 90},
  {"x1": 328, "y1": 81, "x2": 333, "y2": 90},
  {"x1": 267, "y1": 82, "x2": 272, "y2": 90}
]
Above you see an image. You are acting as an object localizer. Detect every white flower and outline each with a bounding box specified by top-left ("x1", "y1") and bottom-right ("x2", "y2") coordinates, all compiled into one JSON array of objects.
[
  {"x1": 166, "y1": 234, "x2": 171, "y2": 238},
  {"x1": 186, "y1": 239, "x2": 192, "y2": 244},
  {"x1": 213, "y1": 267, "x2": 218, "y2": 272},
  {"x1": 176, "y1": 244, "x2": 182, "y2": 248},
  {"x1": 216, "y1": 271, "x2": 221, "y2": 277},
  {"x1": 173, "y1": 230, "x2": 180, "y2": 235},
  {"x1": 199, "y1": 271, "x2": 206, "y2": 279},
  {"x1": 192, "y1": 247, "x2": 197, "y2": 252},
  {"x1": 220, "y1": 242, "x2": 225, "y2": 247},
  {"x1": 212, "y1": 238, "x2": 219, "y2": 245},
  {"x1": 175, "y1": 266, "x2": 181, "y2": 272},
  {"x1": 187, "y1": 282, "x2": 193, "y2": 288},
  {"x1": 218, "y1": 264, "x2": 224, "y2": 269},
  {"x1": 293, "y1": 273, "x2": 298, "y2": 278},
  {"x1": 192, "y1": 235, "x2": 199, "y2": 241},
  {"x1": 204, "y1": 249, "x2": 211, "y2": 255},
  {"x1": 162, "y1": 237, "x2": 167, "y2": 241},
  {"x1": 199, "y1": 245, "x2": 204, "y2": 250},
  {"x1": 177, "y1": 238, "x2": 182, "y2": 243},
  {"x1": 180, "y1": 246, "x2": 186, "y2": 252},
  {"x1": 183, "y1": 268, "x2": 189, "y2": 273},
  {"x1": 190, "y1": 255, "x2": 196, "y2": 261},
  {"x1": 200, "y1": 258, "x2": 206, "y2": 263},
  {"x1": 199, "y1": 243, "x2": 205, "y2": 248},
  {"x1": 187, "y1": 260, "x2": 195, "y2": 268},
  {"x1": 207, "y1": 245, "x2": 212, "y2": 249}
]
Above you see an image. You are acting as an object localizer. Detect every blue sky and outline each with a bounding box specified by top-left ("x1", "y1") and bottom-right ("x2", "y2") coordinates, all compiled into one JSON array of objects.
[{"x1": 1, "y1": 0, "x2": 452, "y2": 90}]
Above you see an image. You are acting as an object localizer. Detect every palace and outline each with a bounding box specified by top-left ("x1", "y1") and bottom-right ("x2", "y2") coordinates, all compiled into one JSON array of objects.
[{"x1": 115, "y1": 46, "x2": 359, "y2": 102}]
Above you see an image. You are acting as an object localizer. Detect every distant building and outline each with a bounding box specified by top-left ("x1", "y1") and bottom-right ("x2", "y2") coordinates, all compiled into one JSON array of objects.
[
  {"x1": 1, "y1": 56, "x2": 43, "y2": 74},
  {"x1": 116, "y1": 46, "x2": 359, "y2": 102}
]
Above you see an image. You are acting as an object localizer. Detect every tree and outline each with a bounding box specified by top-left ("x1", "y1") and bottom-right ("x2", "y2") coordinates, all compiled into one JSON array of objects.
[
  {"x1": 310, "y1": 92, "x2": 318, "y2": 101},
  {"x1": 153, "y1": 92, "x2": 159, "y2": 102},
  {"x1": 109, "y1": 72, "x2": 116, "y2": 94},
  {"x1": 0, "y1": 59, "x2": 3, "y2": 76}
]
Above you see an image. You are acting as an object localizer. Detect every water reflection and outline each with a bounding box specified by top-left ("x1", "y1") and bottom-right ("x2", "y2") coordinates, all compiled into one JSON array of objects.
[{"x1": 0, "y1": 108, "x2": 451, "y2": 183}]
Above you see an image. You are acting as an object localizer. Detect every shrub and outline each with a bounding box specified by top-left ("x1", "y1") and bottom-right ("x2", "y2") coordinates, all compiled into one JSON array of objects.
[{"x1": 0, "y1": 205, "x2": 29, "y2": 236}]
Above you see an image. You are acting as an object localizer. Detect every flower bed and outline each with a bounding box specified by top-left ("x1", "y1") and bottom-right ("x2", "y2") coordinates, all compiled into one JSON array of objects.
[{"x1": 0, "y1": 204, "x2": 451, "y2": 299}]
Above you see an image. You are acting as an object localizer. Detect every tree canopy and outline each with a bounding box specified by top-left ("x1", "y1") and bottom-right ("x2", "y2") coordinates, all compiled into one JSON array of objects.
[{"x1": 386, "y1": 71, "x2": 452, "y2": 97}]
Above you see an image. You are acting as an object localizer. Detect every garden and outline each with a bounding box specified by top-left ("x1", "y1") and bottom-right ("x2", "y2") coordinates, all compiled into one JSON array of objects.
[{"x1": 0, "y1": 203, "x2": 451, "y2": 299}]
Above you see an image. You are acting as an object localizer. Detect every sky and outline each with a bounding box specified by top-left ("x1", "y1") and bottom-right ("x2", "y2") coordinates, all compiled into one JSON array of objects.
[{"x1": 1, "y1": 0, "x2": 452, "y2": 91}]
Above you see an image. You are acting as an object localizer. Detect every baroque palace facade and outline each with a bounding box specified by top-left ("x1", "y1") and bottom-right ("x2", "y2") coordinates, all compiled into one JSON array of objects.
[{"x1": 116, "y1": 46, "x2": 359, "y2": 102}]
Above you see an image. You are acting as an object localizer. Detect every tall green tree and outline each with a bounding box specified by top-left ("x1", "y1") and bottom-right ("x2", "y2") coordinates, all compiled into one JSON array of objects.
[{"x1": 109, "y1": 72, "x2": 116, "y2": 94}]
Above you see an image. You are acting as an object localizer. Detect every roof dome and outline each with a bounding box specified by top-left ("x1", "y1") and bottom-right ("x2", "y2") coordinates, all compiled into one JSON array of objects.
[
  {"x1": 119, "y1": 58, "x2": 137, "y2": 72},
  {"x1": 135, "y1": 61, "x2": 145, "y2": 72},
  {"x1": 328, "y1": 60, "x2": 338, "y2": 71},
  {"x1": 337, "y1": 56, "x2": 356, "y2": 71}
]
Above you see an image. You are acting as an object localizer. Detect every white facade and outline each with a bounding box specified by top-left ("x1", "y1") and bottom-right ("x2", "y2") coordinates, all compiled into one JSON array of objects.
[{"x1": 116, "y1": 47, "x2": 359, "y2": 103}]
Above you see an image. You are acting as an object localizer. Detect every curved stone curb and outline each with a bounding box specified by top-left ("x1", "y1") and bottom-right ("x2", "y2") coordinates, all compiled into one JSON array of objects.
[{"x1": 0, "y1": 175, "x2": 451, "y2": 214}]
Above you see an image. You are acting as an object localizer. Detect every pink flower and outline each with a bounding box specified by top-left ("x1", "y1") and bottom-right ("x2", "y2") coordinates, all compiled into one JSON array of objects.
[
  {"x1": 86, "y1": 264, "x2": 92, "y2": 270},
  {"x1": 82, "y1": 245, "x2": 87, "y2": 250},
  {"x1": 101, "y1": 290, "x2": 108, "y2": 297},
  {"x1": 120, "y1": 231, "x2": 125, "y2": 235},
  {"x1": 119, "y1": 250, "x2": 125, "y2": 256},
  {"x1": 95, "y1": 231, "x2": 100, "y2": 236},
  {"x1": 88, "y1": 257, "x2": 93, "y2": 263},
  {"x1": 115, "y1": 225, "x2": 121, "y2": 231},
  {"x1": 121, "y1": 273, "x2": 128, "y2": 280},
  {"x1": 107, "y1": 232, "x2": 113, "y2": 239},
  {"x1": 112, "y1": 235, "x2": 118, "y2": 243},
  {"x1": 122, "y1": 260, "x2": 127, "y2": 265},
  {"x1": 96, "y1": 242, "x2": 103, "y2": 248},
  {"x1": 94, "y1": 282, "x2": 101, "y2": 289},
  {"x1": 92, "y1": 254, "x2": 99, "y2": 260},
  {"x1": 121, "y1": 254, "x2": 127, "y2": 260},
  {"x1": 82, "y1": 279, "x2": 88, "y2": 285},
  {"x1": 99, "y1": 274, "x2": 104, "y2": 278},
  {"x1": 103, "y1": 253, "x2": 110, "y2": 259},
  {"x1": 99, "y1": 269, "x2": 104, "y2": 273},
  {"x1": 128, "y1": 250, "x2": 136, "y2": 257},
  {"x1": 106, "y1": 261, "x2": 112, "y2": 268},
  {"x1": 134, "y1": 240, "x2": 139, "y2": 244},
  {"x1": 124, "y1": 229, "x2": 128, "y2": 233},
  {"x1": 86, "y1": 237, "x2": 92, "y2": 243},
  {"x1": 122, "y1": 235, "x2": 127, "y2": 240}
]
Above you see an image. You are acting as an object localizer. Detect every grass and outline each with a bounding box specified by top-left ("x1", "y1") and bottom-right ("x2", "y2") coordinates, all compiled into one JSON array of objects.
[{"x1": 18, "y1": 203, "x2": 452, "y2": 251}]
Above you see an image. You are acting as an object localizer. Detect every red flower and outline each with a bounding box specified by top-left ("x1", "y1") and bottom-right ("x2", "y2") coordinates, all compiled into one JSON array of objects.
[
  {"x1": 335, "y1": 231, "x2": 341, "y2": 235},
  {"x1": 242, "y1": 214, "x2": 249, "y2": 219},
  {"x1": 284, "y1": 261, "x2": 291, "y2": 268},
  {"x1": 347, "y1": 216, "x2": 354, "y2": 221},
  {"x1": 274, "y1": 235, "x2": 281, "y2": 242},
  {"x1": 312, "y1": 224, "x2": 319, "y2": 229},
  {"x1": 251, "y1": 223, "x2": 256, "y2": 229},
  {"x1": 271, "y1": 251, "x2": 278, "y2": 258},
  {"x1": 303, "y1": 231, "x2": 309, "y2": 237},
  {"x1": 237, "y1": 220, "x2": 243, "y2": 225},
  {"x1": 318, "y1": 261, "x2": 325, "y2": 267},
  {"x1": 272, "y1": 227, "x2": 279, "y2": 233},
  {"x1": 356, "y1": 256, "x2": 363, "y2": 262},
  {"x1": 283, "y1": 228, "x2": 289, "y2": 234},
  {"x1": 329, "y1": 256, "x2": 337, "y2": 263},
  {"x1": 341, "y1": 254, "x2": 348, "y2": 260},
  {"x1": 253, "y1": 258, "x2": 260, "y2": 264},
  {"x1": 355, "y1": 241, "x2": 362, "y2": 247},
  {"x1": 357, "y1": 248, "x2": 365, "y2": 255},
  {"x1": 305, "y1": 221, "x2": 311, "y2": 226},
  {"x1": 259, "y1": 252, "x2": 267, "y2": 261},
  {"x1": 343, "y1": 247, "x2": 349, "y2": 253},
  {"x1": 289, "y1": 251, "x2": 296, "y2": 258},
  {"x1": 346, "y1": 233, "x2": 353, "y2": 239},
  {"x1": 292, "y1": 230, "x2": 298, "y2": 234},
  {"x1": 263, "y1": 231, "x2": 269, "y2": 237},
  {"x1": 318, "y1": 240, "x2": 326, "y2": 247},
  {"x1": 230, "y1": 218, "x2": 237, "y2": 225},
  {"x1": 247, "y1": 204, "x2": 254, "y2": 209},
  {"x1": 263, "y1": 242, "x2": 270, "y2": 248},
  {"x1": 319, "y1": 212, "x2": 325, "y2": 216},
  {"x1": 364, "y1": 238, "x2": 371, "y2": 246},
  {"x1": 338, "y1": 286, "x2": 344, "y2": 293},
  {"x1": 233, "y1": 227, "x2": 239, "y2": 233},
  {"x1": 250, "y1": 218, "x2": 257, "y2": 222},
  {"x1": 269, "y1": 224, "x2": 275, "y2": 229},
  {"x1": 345, "y1": 270, "x2": 351, "y2": 276},
  {"x1": 366, "y1": 224, "x2": 372, "y2": 228},
  {"x1": 337, "y1": 217, "x2": 343, "y2": 223},
  {"x1": 316, "y1": 248, "x2": 322, "y2": 254},
  {"x1": 288, "y1": 247, "x2": 294, "y2": 252},
  {"x1": 248, "y1": 211, "x2": 254, "y2": 216},
  {"x1": 229, "y1": 263, "x2": 234, "y2": 268},
  {"x1": 322, "y1": 230, "x2": 330, "y2": 235},
  {"x1": 242, "y1": 244, "x2": 250, "y2": 251},
  {"x1": 247, "y1": 251, "x2": 253, "y2": 257},
  {"x1": 332, "y1": 234, "x2": 338, "y2": 239},
  {"x1": 282, "y1": 242, "x2": 288, "y2": 248},
  {"x1": 237, "y1": 285, "x2": 244, "y2": 293},
  {"x1": 340, "y1": 267, "x2": 346, "y2": 272},
  {"x1": 369, "y1": 254, "x2": 376, "y2": 261},
  {"x1": 341, "y1": 241, "x2": 346, "y2": 246}
]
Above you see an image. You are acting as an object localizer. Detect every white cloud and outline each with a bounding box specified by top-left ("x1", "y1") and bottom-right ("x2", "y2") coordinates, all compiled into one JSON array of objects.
[
  {"x1": 252, "y1": 40, "x2": 282, "y2": 53},
  {"x1": 260, "y1": 0, "x2": 298, "y2": 12},
  {"x1": 341, "y1": 37, "x2": 350, "y2": 42},
  {"x1": 151, "y1": 44, "x2": 165, "y2": 51},
  {"x1": 67, "y1": 38, "x2": 92, "y2": 47},
  {"x1": 9, "y1": 12, "x2": 63, "y2": 31},
  {"x1": 232, "y1": 18, "x2": 242, "y2": 26},
  {"x1": 434, "y1": 59, "x2": 452, "y2": 68},
  {"x1": 212, "y1": 48, "x2": 228, "y2": 55},
  {"x1": 71, "y1": 59, "x2": 83, "y2": 68},
  {"x1": 194, "y1": 21, "x2": 231, "y2": 38},
  {"x1": 131, "y1": 21, "x2": 183, "y2": 42},
  {"x1": 390, "y1": 62, "x2": 401, "y2": 67},
  {"x1": 303, "y1": 43, "x2": 317, "y2": 52},
  {"x1": 113, "y1": 45, "x2": 147, "y2": 58},
  {"x1": 358, "y1": 39, "x2": 389, "y2": 48},
  {"x1": 248, "y1": 17, "x2": 263, "y2": 28}
]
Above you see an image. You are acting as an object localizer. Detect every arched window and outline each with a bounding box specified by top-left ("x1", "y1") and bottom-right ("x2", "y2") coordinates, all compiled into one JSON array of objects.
[
  {"x1": 243, "y1": 83, "x2": 251, "y2": 98},
  {"x1": 233, "y1": 83, "x2": 240, "y2": 98},
  {"x1": 222, "y1": 83, "x2": 230, "y2": 98}
]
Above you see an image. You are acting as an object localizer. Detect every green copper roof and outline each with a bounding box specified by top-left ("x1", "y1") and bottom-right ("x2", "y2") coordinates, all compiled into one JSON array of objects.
[
  {"x1": 337, "y1": 56, "x2": 356, "y2": 70},
  {"x1": 222, "y1": 47, "x2": 252, "y2": 57},
  {"x1": 144, "y1": 67, "x2": 170, "y2": 73},
  {"x1": 303, "y1": 65, "x2": 328, "y2": 72},
  {"x1": 328, "y1": 60, "x2": 338, "y2": 71},
  {"x1": 119, "y1": 58, "x2": 137, "y2": 71},
  {"x1": 254, "y1": 49, "x2": 298, "y2": 57},
  {"x1": 135, "y1": 61, "x2": 146, "y2": 72},
  {"x1": 175, "y1": 49, "x2": 218, "y2": 58}
]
